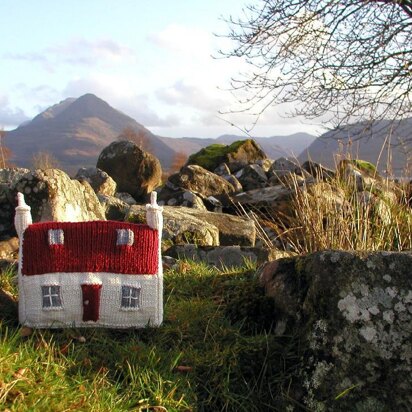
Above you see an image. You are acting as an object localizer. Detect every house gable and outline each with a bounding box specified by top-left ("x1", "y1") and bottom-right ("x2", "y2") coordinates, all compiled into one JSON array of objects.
[{"x1": 22, "y1": 221, "x2": 159, "y2": 276}]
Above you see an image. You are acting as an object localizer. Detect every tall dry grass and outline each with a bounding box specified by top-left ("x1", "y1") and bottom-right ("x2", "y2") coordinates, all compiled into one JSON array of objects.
[{"x1": 240, "y1": 159, "x2": 412, "y2": 254}]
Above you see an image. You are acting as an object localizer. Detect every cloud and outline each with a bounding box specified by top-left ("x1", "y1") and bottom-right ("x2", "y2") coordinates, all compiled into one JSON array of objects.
[
  {"x1": 3, "y1": 38, "x2": 137, "y2": 69},
  {"x1": 0, "y1": 95, "x2": 30, "y2": 128},
  {"x1": 148, "y1": 24, "x2": 213, "y2": 59}
]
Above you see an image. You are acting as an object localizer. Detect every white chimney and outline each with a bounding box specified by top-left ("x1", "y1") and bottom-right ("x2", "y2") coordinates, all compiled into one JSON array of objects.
[{"x1": 14, "y1": 193, "x2": 32, "y2": 238}]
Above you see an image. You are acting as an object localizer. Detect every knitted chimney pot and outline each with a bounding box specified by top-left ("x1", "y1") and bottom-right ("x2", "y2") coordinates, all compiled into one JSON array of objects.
[{"x1": 14, "y1": 192, "x2": 164, "y2": 328}]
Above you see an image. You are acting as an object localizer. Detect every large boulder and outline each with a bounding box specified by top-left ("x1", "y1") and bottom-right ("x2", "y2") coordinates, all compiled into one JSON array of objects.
[
  {"x1": 257, "y1": 250, "x2": 412, "y2": 410},
  {"x1": 127, "y1": 205, "x2": 220, "y2": 248},
  {"x1": 74, "y1": 167, "x2": 117, "y2": 196},
  {"x1": 126, "y1": 205, "x2": 256, "y2": 247},
  {"x1": 180, "y1": 208, "x2": 256, "y2": 246},
  {"x1": 96, "y1": 141, "x2": 162, "y2": 202},
  {"x1": 186, "y1": 139, "x2": 267, "y2": 173},
  {"x1": 14, "y1": 169, "x2": 105, "y2": 222},
  {"x1": 0, "y1": 168, "x2": 30, "y2": 239}
]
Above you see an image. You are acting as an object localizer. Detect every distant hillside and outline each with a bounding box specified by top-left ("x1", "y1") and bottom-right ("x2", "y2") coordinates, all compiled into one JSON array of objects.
[
  {"x1": 298, "y1": 119, "x2": 412, "y2": 177},
  {"x1": 4, "y1": 93, "x2": 317, "y2": 174},
  {"x1": 4, "y1": 94, "x2": 175, "y2": 174}
]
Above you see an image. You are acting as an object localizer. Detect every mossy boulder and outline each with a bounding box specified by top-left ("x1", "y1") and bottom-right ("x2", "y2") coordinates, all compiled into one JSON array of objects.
[
  {"x1": 257, "y1": 250, "x2": 412, "y2": 411},
  {"x1": 186, "y1": 139, "x2": 267, "y2": 172}
]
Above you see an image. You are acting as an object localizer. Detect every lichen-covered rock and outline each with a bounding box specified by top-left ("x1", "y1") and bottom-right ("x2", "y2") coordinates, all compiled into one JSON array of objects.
[
  {"x1": 235, "y1": 164, "x2": 268, "y2": 191},
  {"x1": 74, "y1": 167, "x2": 117, "y2": 196},
  {"x1": 257, "y1": 250, "x2": 412, "y2": 410},
  {"x1": 186, "y1": 139, "x2": 267, "y2": 172},
  {"x1": 96, "y1": 140, "x2": 162, "y2": 202},
  {"x1": 14, "y1": 169, "x2": 105, "y2": 222}
]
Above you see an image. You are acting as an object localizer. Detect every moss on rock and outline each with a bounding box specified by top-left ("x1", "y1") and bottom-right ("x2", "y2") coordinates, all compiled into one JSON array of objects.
[{"x1": 186, "y1": 139, "x2": 267, "y2": 172}]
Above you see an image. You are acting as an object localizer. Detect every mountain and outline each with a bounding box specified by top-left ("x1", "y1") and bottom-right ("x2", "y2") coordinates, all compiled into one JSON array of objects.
[
  {"x1": 4, "y1": 93, "x2": 175, "y2": 174},
  {"x1": 4, "y1": 93, "x2": 317, "y2": 174},
  {"x1": 298, "y1": 119, "x2": 412, "y2": 177}
]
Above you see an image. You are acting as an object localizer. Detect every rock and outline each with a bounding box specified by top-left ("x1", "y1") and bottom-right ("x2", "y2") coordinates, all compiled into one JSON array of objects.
[
  {"x1": 0, "y1": 237, "x2": 19, "y2": 260},
  {"x1": 256, "y1": 158, "x2": 274, "y2": 172},
  {"x1": 338, "y1": 159, "x2": 380, "y2": 191},
  {"x1": 127, "y1": 205, "x2": 220, "y2": 248},
  {"x1": 14, "y1": 169, "x2": 105, "y2": 222},
  {"x1": 96, "y1": 140, "x2": 162, "y2": 202},
  {"x1": 98, "y1": 194, "x2": 130, "y2": 221},
  {"x1": 257, "y1": 250, "x2": 412, "y2": 410},
  {"x1": 126, "y1": 205, "x2": 256, "y2": 247},
  {"x1": 267, "y1": 157, "x2": 309, "y2": 185},
  {"x1": 181, "y1": 208, "x2": 256, "y2": 246},
  {"x1": 301, "y1": 160, "x2": 335, "y2": 180},
  {"x1": 186, "y1": 139, "x2": 267, "y2": 173},
  {"x1": 230, "y1": 185, "x2": 295, "y2": 213},
  {"x1": 268, "y1": 157, "x2": 300, "y2": 176},
  {"x1": 158, "y1": 189, "x2": 207, "y2": 210},
  {"x1": 235, "y1": 164, "x2": 268, "y2": 191},
  {"x1": 115, "y1": 192, "x2": 137, "y2": 205},
  {"x1": 213, "y1": 163, "x2": 231, "y2": 176},
  {"x1": 0, "y1": 168, "x2": 30, "y2": 239},
  {"x1": 166, "y1": 245, "x2": 291, "y2": 268},
  {"x1": 74, "y1": 167, "x2": 117, "y2": 196},
  {"x1": 163, "y1": 165, "x2": 236, "y2": 198},
  {"x1": 221, "y1": 174, "x2": 243, "y2": 192},
  {"x1": 0, "y1": 168, "x2": 30, "y2": 187}
]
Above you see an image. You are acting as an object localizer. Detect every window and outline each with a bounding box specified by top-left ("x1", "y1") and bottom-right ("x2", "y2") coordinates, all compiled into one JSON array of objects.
[
  {"x1": 48, "y1": 229, "x2": 64, "y2": 246},
  {"x1": 121, "y1": 285, "x2": 141, "y2": 309},
  {"x1": 42, "y1": 285, "x2": 62, "y2": 309},
  {"x1": 116, "y1": 229, "x2": 134, "y2": 246}
]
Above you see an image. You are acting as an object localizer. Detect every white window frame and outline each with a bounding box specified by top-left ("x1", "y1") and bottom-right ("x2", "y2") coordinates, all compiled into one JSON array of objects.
[
  {"x1": 120, "y1": 285, "x2": 141, "y2": 310},
  {"x1": 48, "y1": 229, "x2": 64, "y2": 246},
  {"x1": 41, "y1": 285, "x2": 63, "y2": 310},
  {"x1": 116, "y1": 229, "x2": 134, "y2": 246}
]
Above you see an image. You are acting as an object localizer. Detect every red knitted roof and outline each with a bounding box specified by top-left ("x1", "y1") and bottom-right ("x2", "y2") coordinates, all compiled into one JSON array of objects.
[{"x1": 22, "y1": 221, "x2": 159, "y2": 276}]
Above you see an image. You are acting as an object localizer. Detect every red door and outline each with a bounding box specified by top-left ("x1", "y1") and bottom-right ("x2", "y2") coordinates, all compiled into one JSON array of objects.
[{"x1": 81, "y1": 284, "x2": 102, "y2": 322}]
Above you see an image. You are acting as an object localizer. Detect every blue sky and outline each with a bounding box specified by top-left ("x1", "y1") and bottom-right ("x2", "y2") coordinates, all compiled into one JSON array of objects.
[{"x1": 0, "y1": 0, "x2": 322, "y2": 138}]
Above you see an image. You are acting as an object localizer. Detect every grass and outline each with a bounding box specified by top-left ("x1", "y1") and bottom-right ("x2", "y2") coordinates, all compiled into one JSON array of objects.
[
  {"x1": 241, "y1": 161, "x2": 412, "y2": 254},
  {"x1": 0, "y1": 261, "x2": 305, "y2": 411}
]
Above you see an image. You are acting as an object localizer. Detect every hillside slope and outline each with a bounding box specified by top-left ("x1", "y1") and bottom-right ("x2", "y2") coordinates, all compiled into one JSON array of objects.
[{"x1": 4, "y1": 94, "x2": 175, "y2": 174}]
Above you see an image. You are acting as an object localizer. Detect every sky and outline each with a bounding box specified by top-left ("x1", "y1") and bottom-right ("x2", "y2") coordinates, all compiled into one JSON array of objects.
[{"x1": 0, "y1": 0, "x2": 323, "y2": 138}]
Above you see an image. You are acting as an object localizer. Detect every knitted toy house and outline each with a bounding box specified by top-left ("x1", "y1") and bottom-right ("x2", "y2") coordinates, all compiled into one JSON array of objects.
[{"x1": 14, "y1": 192, "x2": 163, "y2": 328}]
